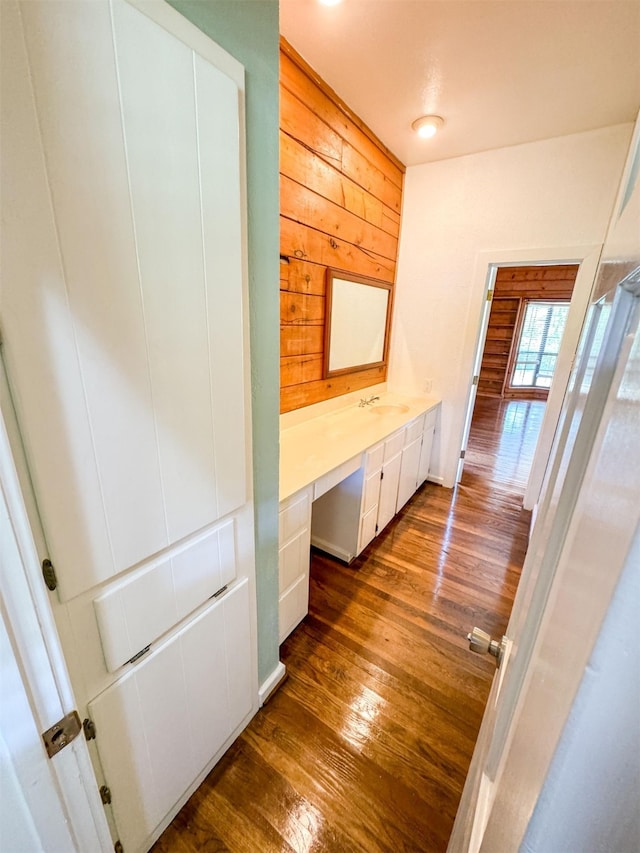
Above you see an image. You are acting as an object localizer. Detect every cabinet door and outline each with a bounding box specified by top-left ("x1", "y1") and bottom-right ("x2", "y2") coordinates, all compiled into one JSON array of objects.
[
  {"x1": 359, "y1": 504, "x2": 379, "y2": 553},
  {"x1": 396, "y1": 437, "x2": 422, "y2": 512},
  {"x1": 278, "y1": 487, "x2": 312, "y2": 642},
  {"x1": 377, "y1": 453, "x2": 402, "y2": 533},
  {"x1": 418, "y1": 412, "x2": 437, "y2": 487},
  {"x1": 89, "y1": 580, "x2": 252, "y2": 853}
]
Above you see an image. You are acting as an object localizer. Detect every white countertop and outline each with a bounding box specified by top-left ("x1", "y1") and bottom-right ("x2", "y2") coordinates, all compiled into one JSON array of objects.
[{"x1": 279, "y1": 392, "x2": 440, "y2": 502}]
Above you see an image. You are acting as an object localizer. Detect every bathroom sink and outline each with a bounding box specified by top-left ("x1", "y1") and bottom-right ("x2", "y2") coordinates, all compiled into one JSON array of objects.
[{"x1": 369, "y1": 404, "x2": 409, "y2": 416}]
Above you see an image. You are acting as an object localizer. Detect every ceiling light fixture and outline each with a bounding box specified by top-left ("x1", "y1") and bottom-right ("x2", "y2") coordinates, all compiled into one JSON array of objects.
[
  {"x1": 412, "y1": 115, "x2": 444, "y2": 139},
  {"x1": 318, "y1": 0, "x2": 342, "y2": 6}
]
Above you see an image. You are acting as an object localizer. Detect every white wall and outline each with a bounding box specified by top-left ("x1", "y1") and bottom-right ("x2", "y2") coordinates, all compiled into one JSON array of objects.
[{"x1": 389, "y1": 124, "x2": 633, "y2": 487}]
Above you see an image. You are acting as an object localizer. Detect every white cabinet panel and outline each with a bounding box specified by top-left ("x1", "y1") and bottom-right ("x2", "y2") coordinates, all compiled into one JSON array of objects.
[
  {"x1": 1, "y1": 2, "x2": 114, "y2": 595},
  {"x1": 397, "y1": 437, "x2": 423, "y2": 512},
  {"x1": 279, "y1": 530, "x2": 310, "y2": 592},
  {"x1": 113, "y1": 0, "x2": 218, "y2": 543},
  {"x1": 94, "y1": 520, "x2": 237, "y2": 672},
  {"x1": 359, "y1": 503, "x2": 379, "y2": 553},
  {"x1": 362, "y1": 468, "x2": 382, "y2": 516},
  {"x1": 405, "y1": 413, "x2": 426, "y2": 445},
  {"x1": 195, "y1": 53, "x2": 247, "y2": 520},
  {"x1": 89, "y1": 580, "x2": 252, "y2": 853},
  {"x1": 418, "y1": 407, "x2": 438, "y2": 487},
  {"x1": 383, "y1": 429, "x2": 405, "y2": 462},
  {"x1": 279, "y1": 489, "x2": 311, "y2": 544},
  {"x1": 377, "y1": 452, "x2": 402, "y2": 533},
  {"x1": 13, "y1": 0, "x2": 165, "y2": 597},
  {"x1": 365, "y1": 442, "x2": 385, "y2": 474},
  {"x1": 279, "y1": 574, "x2": 309, "y2": 643},
  {"x1": 279, "y1": 487, "x2": 312, "y2": 642},
  {"x1": 5, "y1": 0, "x2": 248, "y2": 601}
]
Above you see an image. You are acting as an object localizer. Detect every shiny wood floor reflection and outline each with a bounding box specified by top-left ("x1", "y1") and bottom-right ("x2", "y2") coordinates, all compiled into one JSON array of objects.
[{"x1": 151, "y1": 397, "x2": 540, "y2": 853}]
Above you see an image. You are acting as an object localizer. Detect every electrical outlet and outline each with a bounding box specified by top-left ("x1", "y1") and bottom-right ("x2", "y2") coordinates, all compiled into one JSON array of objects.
[{"x1": 424, "y1": 378, "x2": 433, "y2": 394}]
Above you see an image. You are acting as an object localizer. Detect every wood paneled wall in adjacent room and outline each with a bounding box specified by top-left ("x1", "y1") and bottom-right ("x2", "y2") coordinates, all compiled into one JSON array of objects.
[
  {"x1": 279, "y1": 39, "x2": 405, "y2": 413},
  {"x1": 478, "y1": 264, "x2": 579, "y2": 399}
]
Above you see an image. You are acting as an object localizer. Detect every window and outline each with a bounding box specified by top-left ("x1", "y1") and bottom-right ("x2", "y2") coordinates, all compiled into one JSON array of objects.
[{"x1": 510, "y1": 300, "x2": 570, "y2": 390}]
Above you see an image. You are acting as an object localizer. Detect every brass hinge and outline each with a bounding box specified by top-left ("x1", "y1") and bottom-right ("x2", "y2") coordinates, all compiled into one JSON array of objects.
[
  {"x1": 486, "y1": 289, "x2": 494, "y2": 301},
  {"x1": 83, "y1": 717, "x2": 97, "y2": 741},
  {"x1": 99, "y1": 785, "x2": 112, "y2": 805},
  {"x1": 42, "y1": 558, "x2": 57, "y2": 591},
  {"x1": 42, "y1": 710, "x2": 82, "y2": 758},
  {"x1": 114, "y1": 842, "x2": 124, "y2": 853}
]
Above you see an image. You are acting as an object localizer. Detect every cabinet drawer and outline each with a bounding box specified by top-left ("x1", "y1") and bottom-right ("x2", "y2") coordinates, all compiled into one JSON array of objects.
[
  {"x1": 364, "y1": 441, "x2": 384, "y2": 474},
  {"x1": 383, "y1": 428, "x2": 405, "y2": 462},
  {"x1": 405, "y1": 414, "x2": 426, "y2": 446},
  {"x1": 314, "y1": 454, "x2": 361, "y2": 500},
  {"x1": 279, "y1": 487, "x2": 311, "y2": 544}
]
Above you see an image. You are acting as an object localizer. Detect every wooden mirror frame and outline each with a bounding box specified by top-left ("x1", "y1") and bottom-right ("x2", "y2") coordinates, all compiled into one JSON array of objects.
[{"x1": 323, "y1": 268, "x2": 393, "y2": 379}]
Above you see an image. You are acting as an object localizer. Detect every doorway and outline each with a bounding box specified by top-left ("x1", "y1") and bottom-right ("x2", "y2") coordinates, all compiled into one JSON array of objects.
[{"x1": 463, "y1": 263, "x2": 578, "y2": 493}]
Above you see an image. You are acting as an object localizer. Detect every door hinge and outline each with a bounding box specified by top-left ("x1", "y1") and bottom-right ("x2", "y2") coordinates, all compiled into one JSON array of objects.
[
  {"x1": 472, "y1": 375, "x2": 479, "y2": 386},
  {"x1": 114, "y1": 842, "x2": 124, "y2": 853},
  {"x1": 460, "y1": 450, "x2": 466, "y2": 460},
  {"x1": 375, "y1": 524, "x2": 379, "y2": 534},
  {"x1": 213, "y1": 584, "x2": 228, "y2": 598},
  {"x1": 486, "y1": 289, "x2": 493, "y2": 301},
  {"x1": 83, "y1": 717, "x2": 97, "y2": 741},
  {"x1": 42, "y1": 710, "x2": 82, "y2": 758},
  {"x1": 42, "y1": 558, "x2": 57, "y2": 591},
  {"x1": 99, "y1": 785, "x2": 112, "y2": 805},
  {"x1": 380, "y1": 471, "x2": 384, "y2": 480}
]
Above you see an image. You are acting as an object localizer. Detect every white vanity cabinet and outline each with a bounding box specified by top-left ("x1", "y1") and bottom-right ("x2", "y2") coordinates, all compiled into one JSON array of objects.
[
  {"x1": 278, "y1": 486, "x2": 313, "y2": 642},
  {"x1": 280, "y1": 398, "x2": 441, "y2": 641}
]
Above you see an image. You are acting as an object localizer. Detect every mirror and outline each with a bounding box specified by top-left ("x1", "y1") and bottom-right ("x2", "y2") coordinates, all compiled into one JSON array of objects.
[{"x1": 324, "y1": 268, "x2": 393, "y2": 377}]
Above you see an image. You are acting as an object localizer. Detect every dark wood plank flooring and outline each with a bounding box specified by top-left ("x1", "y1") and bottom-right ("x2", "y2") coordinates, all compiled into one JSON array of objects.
[{"x1": 151, "y1": 397, "x2": 540, "y2": 853}]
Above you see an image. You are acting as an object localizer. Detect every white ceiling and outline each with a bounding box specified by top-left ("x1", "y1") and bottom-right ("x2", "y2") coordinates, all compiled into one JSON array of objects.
[{"x1": 280, "y1": 0, "x2": 640, "y2": 167}]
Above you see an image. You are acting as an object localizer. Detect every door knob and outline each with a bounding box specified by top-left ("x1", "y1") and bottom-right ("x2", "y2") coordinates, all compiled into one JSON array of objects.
[{"x1": 467, "y1": 627, "x2": 508, "y2": 667}]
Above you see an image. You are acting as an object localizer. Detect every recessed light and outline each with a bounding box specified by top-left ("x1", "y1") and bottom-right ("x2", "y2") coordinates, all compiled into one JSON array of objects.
[
  {"x1": 318, "y1": 0, "x2": 342, "y2": 6},
  {"x1": 412, "y1": 115, "x2": 444, "y2": 139}
]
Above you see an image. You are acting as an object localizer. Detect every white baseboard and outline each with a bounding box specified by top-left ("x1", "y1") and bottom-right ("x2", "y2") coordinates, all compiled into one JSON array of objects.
[
  {"x1": 426, "y1": 474, "x2": 445, "y2": 486},
  {"x1": 310, "y1": 534, "x2": 353, "y2": 563},
  {"x1": 258, "y1": 661, "x2": 286, "y2": 707}
]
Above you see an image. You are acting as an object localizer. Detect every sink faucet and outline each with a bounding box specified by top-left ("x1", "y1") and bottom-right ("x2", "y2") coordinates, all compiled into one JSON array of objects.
[{"x1": 359, "y1": 395, "x2": 380, "y2": 407}]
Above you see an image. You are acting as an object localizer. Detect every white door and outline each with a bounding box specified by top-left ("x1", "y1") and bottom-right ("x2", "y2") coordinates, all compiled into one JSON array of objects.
[
  {"x1": 0, "y1": 2, "x2": 257, "y2": 852},
  {"x1": 448, "y1": 120, "x2": 640, "y2": 852},
  {"x1": 0, "y1": 413, "x2": 112, "y2": 852},
  {"x1": 456, "y1": 277, "x2": 495, "y2": 483}
]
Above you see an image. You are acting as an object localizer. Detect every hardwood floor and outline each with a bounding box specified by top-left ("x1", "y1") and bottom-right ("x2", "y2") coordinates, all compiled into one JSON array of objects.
[{"x1": 151, "y1": 397, "x2": 540, "y2": 853}]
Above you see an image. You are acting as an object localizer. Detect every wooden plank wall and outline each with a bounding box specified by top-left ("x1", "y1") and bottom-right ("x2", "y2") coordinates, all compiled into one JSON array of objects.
[
  {"x1": 478, "y1": 264, "x2": 579, "y2": 398},
  {"x1": 279, "y1": 39, "x2": 405, "y2": 413}
]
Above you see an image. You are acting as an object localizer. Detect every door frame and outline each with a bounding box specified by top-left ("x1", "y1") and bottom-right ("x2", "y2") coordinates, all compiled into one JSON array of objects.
[
  {"x1": 0, "y1": 405, "x2": 112, "y2": 851},
  {"x1": 456, "y1": 245, "x2": 601, "y2": 503}
]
